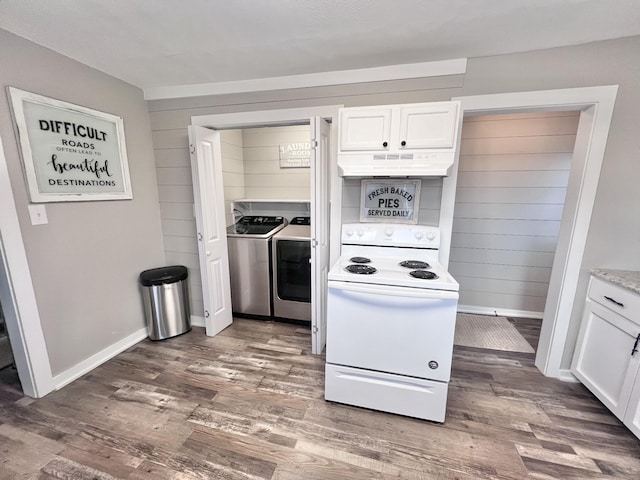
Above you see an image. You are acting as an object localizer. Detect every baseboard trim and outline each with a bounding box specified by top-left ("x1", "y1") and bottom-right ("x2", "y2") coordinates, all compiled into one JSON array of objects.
[
  {"x1": 52, "y1": 327, "x2": 148, "y2": 390},
  {"x1": 557, "y1": 369, "x2": 580, "y2": 383},
  {"x1": 457, "y1": 305, "x2": 543, "y2": 320},
  {"x1": 191, "y1": 315, "x2": 205, "y2": 328}
]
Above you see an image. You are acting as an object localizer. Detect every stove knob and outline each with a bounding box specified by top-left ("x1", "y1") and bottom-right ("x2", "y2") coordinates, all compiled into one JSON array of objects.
[
  {"x1": 345, "y1": 228, "x2": 354, "y2": 237},
  {"x1": 356, "y1": 228, "x2": 365, "y2": 237},
  {"x1": 384, "y1": 227, "x2": 393, "y2": 237},
  {"x1": 415, "y1": 231, "x2": 424, "y2": 240},
  {"x1": 426, "y1": 232, "x2": 437, "y2": 241}
]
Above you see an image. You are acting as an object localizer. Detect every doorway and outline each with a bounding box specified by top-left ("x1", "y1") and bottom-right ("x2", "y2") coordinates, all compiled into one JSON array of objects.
[
  {"x1": 0, "y1": 299, "x2": 15, "y2": 369},
  {"x1": 0, "y1": 135, "x2": 54, "y2": 398},
  {"x1": 450, "y1": 86, "x2": 618, "y2": 379},
  {"x1": 451, "y1": 111, "x2": 579, "y2": 319},
  {"x1": 189, "y1": 105, "x2": 339, "y2": 354}
]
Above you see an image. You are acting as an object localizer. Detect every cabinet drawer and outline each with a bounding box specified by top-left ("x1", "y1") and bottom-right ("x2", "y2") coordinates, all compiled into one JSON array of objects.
[{"x1": 589, "y1": 277, "x2": 640, "y2": 322}]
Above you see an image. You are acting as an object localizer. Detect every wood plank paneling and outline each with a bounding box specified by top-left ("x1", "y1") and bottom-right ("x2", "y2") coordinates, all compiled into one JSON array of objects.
[
  {"x1": 241, "y1": 125, "x2": 310, "y2": 201},
  {"x1": 460, "y1": 153, "x2": 572, "y2": 171},
  {"x1": 451, "y1": 232, "x2": 559, "y2": 252},
  {"x1": 455, "y1": 187, "x2": 567, "y2": 204},
  {"x1": 163, "y1": 236, "x2": 199, "y2": 255},
  {"x1": 451, "y1": 111, "x2": 579, "y2": 316},
  {"x1": 156, "y1": 167, "x2": 193, "y2": 186},
  {"x1": 148, "y1": 76, "x2": 466, "y2": 319},
  {"x1": 220, "y1": 129, "x2": 246, "y2": 228},
  {"x1": 159, "y1": 202, "x2": 193, "y2": 220}
]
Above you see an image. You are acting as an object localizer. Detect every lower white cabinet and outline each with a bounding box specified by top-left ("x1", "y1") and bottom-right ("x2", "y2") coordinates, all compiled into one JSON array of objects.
[
  {"x1": 571, "y1": 275, "x2": 640, "y2": 439},
  {"x1": 625, "y1": 373, "x2": 640, "y2": 438}
]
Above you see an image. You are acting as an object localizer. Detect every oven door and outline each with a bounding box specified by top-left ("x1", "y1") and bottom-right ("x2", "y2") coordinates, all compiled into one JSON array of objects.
[{"x1": 326, "y1": 280, "x2": 458, "y2": 382}]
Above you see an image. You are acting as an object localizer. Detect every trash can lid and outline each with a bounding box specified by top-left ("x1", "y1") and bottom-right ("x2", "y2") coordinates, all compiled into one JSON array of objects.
[{"x1": 139, "y1": 265, "x2": 188, "y2": 286}]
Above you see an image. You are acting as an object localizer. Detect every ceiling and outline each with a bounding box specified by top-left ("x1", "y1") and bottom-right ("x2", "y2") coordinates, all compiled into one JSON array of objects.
[{"x1": 1, "y1": 0, "x2": 640, "y2": 95}]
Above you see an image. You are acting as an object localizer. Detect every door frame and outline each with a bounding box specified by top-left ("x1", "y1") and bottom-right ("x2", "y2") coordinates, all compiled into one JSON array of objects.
[
  {"x1": 190, "y1": 105, "x2": 342, "y2": 349},
  {"x1": 448, "y1": 85, "x2": 618, "y2": 379},
  {"x1": 0, "y1": 135, "x2": 54, "y2": 397}
]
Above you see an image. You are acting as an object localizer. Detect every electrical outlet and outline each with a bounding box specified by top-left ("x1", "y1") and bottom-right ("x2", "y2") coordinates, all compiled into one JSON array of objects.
[{"x1": 28, "y1": 204, "x2": 48, "y2": 225}]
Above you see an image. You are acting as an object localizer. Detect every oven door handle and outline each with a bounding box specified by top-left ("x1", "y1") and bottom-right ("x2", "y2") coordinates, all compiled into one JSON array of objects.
[{"x1": 328, "y1": 280, "x2": 458, "y2": 300}]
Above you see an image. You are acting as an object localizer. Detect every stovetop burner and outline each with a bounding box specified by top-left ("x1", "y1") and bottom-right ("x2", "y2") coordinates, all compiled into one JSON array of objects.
[
  {"x1": 399, "y1": 260, "x2": 431, "y2": 270},
  {"x1": 409, "y1": 270, "x2": 439, "y2": 280},
  {"x1": 345, "y1": 264, "x2": 377, "y2": 275},
  {"x1": 350, "y1": 256, "x2": 371, "y2": 264}
]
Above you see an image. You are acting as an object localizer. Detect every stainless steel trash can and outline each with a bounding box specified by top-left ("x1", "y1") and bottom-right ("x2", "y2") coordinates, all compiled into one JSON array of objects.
[{"x1": 139, "y1": 265, "x2": 191, "y2": 340}]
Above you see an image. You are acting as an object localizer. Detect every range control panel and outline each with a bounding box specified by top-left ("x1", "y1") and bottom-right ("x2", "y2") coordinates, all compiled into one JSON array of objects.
[{"x1": 341, "y1": 223, "x2": 440, "y2": 248}]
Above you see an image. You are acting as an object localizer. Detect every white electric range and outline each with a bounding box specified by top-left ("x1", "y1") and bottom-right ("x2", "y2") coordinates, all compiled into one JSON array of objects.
[{"x1": 324, "y1": 222, "x2": 459, "y2": 422}]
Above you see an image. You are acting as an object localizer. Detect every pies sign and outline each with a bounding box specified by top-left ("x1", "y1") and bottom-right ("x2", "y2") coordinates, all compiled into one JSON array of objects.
[{"x1": 360, "y1": 179, "x2": 421, "y2": 224}]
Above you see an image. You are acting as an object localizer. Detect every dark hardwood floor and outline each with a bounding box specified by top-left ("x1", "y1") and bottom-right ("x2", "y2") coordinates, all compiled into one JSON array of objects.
[{"x1": 1, "y1": 317, "x2": 639, "y2": 479}]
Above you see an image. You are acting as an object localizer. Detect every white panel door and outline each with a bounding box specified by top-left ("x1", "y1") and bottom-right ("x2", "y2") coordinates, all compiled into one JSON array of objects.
[
  {"x1": 624, "y1": 370, "x2": 640, "y2": 439},
  {"x1": 311, "y1": 117, "x2": 330, "y2": 354},
  {"x1": 188, "y1": 126, "x2": 233, "y2": 336}
]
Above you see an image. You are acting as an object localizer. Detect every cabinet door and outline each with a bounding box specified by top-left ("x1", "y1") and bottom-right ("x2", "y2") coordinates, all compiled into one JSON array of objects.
[
  {"x1": 339, "y1": 108, "x2": 392, "y2": 151},
  {"x1": 624, "y1": 369, "x2": 640, "y2": 439},
  {"x1": 571, "y1": 300, "x2": 640, "y2": 420},
  {"x1": 399, "y1": 103, "x2": 458, "y2": 149}
]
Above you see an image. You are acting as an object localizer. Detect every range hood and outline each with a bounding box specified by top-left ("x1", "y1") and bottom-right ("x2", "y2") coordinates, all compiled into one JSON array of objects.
[{"x1": 337, "y1": 152, "x2": 456, "y2": 177}]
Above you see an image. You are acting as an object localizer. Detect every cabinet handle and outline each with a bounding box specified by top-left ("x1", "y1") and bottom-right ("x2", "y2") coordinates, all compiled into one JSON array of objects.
[
  {"x1": 604, "y1": 295, "x2": 624, "y2": 308},
  {"x1": 401, "y1": 140, "x2": 407, "y2": 147},
  {"x1": 382, "y1": 141, "x2": 388, "y2": 147},
  {"x1": 632, "y1": 334, "x2": 640, "y2": 357}
]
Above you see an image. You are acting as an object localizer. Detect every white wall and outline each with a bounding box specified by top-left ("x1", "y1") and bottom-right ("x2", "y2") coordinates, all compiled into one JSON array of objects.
[
  {"x1": 220, "y1": 129, "x2": 245, "y2": 227},
  {"x1": 0, "y1": 29, "x2": 165, "y2": 377},
  {"x1": 451, "y1": 112, "x2": 579, "y2": 316},
  {"x1": 147, "y1": 75, "x2": 462, "y2": 318},
  {"x1": 242, "y1": 125, "x2": 311, "y2": 200}
]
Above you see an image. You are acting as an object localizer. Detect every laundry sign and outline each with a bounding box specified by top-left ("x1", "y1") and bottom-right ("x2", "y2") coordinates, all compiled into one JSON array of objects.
[
  {"x1": 360, "y1": 179, "x2": 422, "y2": 224},
  {"x1": 279, "y1": 142, "x2": 311, "y2": 168},
  {"x1": 8, "y1": 87, "x2": 132, "y2": 202}
]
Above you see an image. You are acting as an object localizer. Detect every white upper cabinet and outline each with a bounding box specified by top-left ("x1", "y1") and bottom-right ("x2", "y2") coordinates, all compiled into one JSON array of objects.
[
  {"x1": 339, "y1": 108, "x2": 392, "y2": 151},
  {"x1": 339, "y1": 102, "x2": 459, "y2": 153},
  {"x1": 399, "y1": 104, "x2": 458, "y2": 149}
]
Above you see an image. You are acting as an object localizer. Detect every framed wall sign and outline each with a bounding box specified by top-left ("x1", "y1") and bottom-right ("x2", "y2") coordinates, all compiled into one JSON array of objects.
[
  {"x1": 8, "y1": 87, "x2": 133, "y2": 202},
  {"x1": 279, "y1": 142, "x2": 311, "y2": 168},
  {"x1": 360, "y1": 179, "x2": 421, "y2": 224}
]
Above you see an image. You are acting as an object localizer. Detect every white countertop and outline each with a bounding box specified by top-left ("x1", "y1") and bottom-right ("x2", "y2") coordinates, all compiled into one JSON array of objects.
[{"x1": 591, "y1": 269, "x2": 640, "y2": 295}]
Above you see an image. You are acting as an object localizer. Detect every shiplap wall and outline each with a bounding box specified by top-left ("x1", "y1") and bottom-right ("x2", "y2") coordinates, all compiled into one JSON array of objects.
[
  {"x1": 450, "y1": 111, "x2": 580, "y2": 316},
  {"x1": 220, "y1": 130, "x2": 245, "y2": 227},
  {"x1": 149, "y1": 76, "x2": 464, "y2": 317},
  {"x1": 242, "y1": 125, "x2": 311, "y2": 200}
]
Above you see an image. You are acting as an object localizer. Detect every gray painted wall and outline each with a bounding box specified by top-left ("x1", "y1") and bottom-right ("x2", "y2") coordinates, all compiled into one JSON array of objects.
[
  {"x1": 147, "y1": 35, "x2": 640, "y2": 371},
  {"x1": 463, "y1": 36, "x2": 640, "y2": 367},
  {"x1": 0, "y1": 29, "x2": 165, "y2": 376}
]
